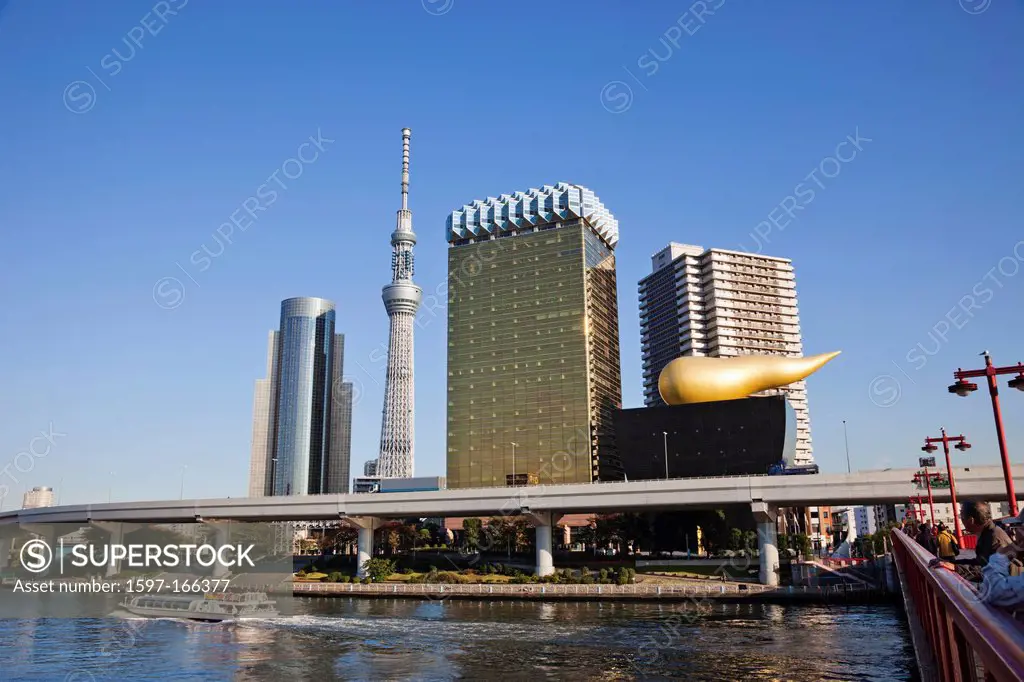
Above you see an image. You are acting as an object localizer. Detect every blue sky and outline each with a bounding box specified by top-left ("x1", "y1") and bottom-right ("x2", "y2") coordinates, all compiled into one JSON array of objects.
[{"x1": 1, "y1": 1, "x2": 1023, "y2": 506}]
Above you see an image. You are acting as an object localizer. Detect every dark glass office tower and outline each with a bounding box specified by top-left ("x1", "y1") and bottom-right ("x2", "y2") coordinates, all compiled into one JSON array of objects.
[
  {"x1": 247, "y1": 297, "x2": 353, "y2": 496},
  {"x1": 445, "y1": 183, "x2": 623, "y2": 489}
]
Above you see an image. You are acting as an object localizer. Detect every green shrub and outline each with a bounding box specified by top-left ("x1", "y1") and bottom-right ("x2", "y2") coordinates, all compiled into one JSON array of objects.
[
  {"x1": 361, "y1": 558, "x2": 396, "y2": 583},
  {"x1": 598, "y1": 569, "x2": 610, "y2": 584},
  {"x1": 401, "y1": 567, "x2": 414, "y2": 575},
  {"x1": 436, "y1": 571, "x2": 469, "y2": 584},
  {"x1": 510, "y1": 574, "x2": 533, "y2": 584},
  {"x1": 327, "y1": 572, "x2": 344, "y2": 583}
]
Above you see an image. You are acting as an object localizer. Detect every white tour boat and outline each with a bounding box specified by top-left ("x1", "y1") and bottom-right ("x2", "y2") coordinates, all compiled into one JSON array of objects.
[{"x1": 120, "y1": 592, "x2": 278, "y2": 622}]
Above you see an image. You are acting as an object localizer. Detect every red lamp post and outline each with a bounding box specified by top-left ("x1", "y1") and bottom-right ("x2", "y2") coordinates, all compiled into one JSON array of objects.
[
  {"x1": 948, "y1": 352, "x2": 1024, "y2": 517},
  {"x1": 922, "y1": 429, "x2": 971, "y2": 543},
  {"x1": 912, "y1": 471, "x2": 938, "y2": 525},
  {"x1": 911, "y1": 496, "x2": 925, "y2": 522}
]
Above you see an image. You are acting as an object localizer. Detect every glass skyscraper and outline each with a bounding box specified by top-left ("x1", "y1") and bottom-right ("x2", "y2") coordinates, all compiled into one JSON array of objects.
[
  {"x1": 248, "y1": 297, "x2": 353, "y2": 496},
  {"x1": 445, "y1": 183, "x2": 623, "y2": 489}
]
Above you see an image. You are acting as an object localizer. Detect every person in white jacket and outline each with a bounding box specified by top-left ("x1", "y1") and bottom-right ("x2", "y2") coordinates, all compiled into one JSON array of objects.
[{"x1": 979, "y1": 536, "x2": 1024, "y2": 608}]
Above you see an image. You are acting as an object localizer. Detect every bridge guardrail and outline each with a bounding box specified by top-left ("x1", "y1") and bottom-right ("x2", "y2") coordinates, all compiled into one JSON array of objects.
[{"x1": 891, "y1": 529, "x2": 1024, "y2": 681}]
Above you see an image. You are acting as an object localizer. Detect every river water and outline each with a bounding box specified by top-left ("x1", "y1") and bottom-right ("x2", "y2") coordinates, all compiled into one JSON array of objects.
[{"x1": 1, "y1": 598, "x2": 916, "y2": 681}]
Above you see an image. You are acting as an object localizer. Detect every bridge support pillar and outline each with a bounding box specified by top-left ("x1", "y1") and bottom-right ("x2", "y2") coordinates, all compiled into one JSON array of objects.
[
  {"x1": 346, "y1": 517, "x2": 380, "y2": 578},
  {"x1": 91, "y1": 522, "x2": 142, "y2": 578},
  {"x1": 525, "y1": 511, "x2": 560, "y2": 577},
  {"x1": 751, "y1": 502, "x2": 779, "y2": 587},
  {"x1": 206, "y1": 523, "x2": 231, "y2": 579}
]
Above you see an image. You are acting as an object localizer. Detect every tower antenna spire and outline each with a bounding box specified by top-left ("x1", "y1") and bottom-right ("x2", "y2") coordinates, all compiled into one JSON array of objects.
[{"x1": 401, "y1": 127, "x2": 410, "y2": 210}]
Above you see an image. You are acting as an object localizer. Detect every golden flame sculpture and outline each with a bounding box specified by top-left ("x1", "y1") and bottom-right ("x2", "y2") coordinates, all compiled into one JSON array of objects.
[{"x1": 658, "y1": 351, "x2": 841, "y2": 405}]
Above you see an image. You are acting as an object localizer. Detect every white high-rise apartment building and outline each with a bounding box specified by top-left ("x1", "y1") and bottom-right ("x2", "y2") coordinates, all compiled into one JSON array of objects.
[
  {"x1": 22, "y1": 486, "x2": 54, "y2": 509},
  {"x1": 639, "y1": 243, "x2": 814, "y2": 463}
]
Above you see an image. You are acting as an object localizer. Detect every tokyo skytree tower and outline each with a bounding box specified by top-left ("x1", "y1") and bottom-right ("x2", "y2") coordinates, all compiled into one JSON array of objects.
[{"x1": 376, "y1": 128, "x2": 422, "y2": 478}]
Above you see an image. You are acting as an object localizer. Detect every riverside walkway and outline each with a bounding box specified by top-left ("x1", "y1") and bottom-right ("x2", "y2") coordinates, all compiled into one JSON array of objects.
[
  {"x1": 289, "y1": 580, "x2": 889, "y2": 603},
  {"x1": 891, "y1": 530, "x2": 1024, "y2": 681}
]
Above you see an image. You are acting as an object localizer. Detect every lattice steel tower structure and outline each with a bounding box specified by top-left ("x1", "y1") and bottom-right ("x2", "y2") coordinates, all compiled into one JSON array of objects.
[{"x1": 376, "y1": 128, "x2": 422, "y2": 478}]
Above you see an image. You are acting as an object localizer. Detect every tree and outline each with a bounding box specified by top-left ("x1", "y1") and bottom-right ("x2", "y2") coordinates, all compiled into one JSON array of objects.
[
  {"x1": 728, "y1": 528, "x2": 744, "y2": 551},
  {"x1": 423, "y1": 521, "x2": 441, "y2": 546},
  {"x1": 486, "y1": 517, "x2": 528, "y2": 558},
  {"x1": 594, "y1": 515, "x2": 623, "y2": 552},
  {"x1": 361, "y1": 558, "x2": 396, "y2": 583},
  {"x1": 398, "y1": 523, "x2": 420, "y2": 551},
  {"x1": 576, "y1": 524, "x2": 597, "y2": 552},
  {"x1": 793, "y1": 534, "x2": 812, "y2": 557},
  {"x1": 320, "y1": 525, "x2": 358, "y2": 555},
  {"x1": 462, "y1": 518, "x2": 482, "y2": 552}
]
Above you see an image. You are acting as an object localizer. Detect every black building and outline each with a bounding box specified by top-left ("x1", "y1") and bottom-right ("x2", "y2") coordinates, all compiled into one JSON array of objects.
[{"x1": 614, "y1": 396, "x2": 797, "y2": 481}]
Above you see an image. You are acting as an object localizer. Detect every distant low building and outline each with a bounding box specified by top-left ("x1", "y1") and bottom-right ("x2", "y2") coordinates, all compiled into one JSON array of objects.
[
  {"x1": 352, "y1": 477, "x2": 380, "y2": 494},
  {"x1": 22, "y1": 486, "x2": 54, "y2": 509},
  {"x1": 854, "y1": 506, "x2": 877, "y2": 536}
]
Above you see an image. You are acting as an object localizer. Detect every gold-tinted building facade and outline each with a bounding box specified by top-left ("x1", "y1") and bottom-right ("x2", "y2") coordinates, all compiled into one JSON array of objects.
[{"x1": 446, "y1": 218, "x2": 623, "y2": 488}]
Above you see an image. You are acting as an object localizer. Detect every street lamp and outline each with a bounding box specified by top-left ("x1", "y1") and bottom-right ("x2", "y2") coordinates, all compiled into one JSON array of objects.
[
  {"x1": 948, "y1": 352, "x2": 1023, "y2": 516},
  {"x1": 179, "y1": 465, "x2": 188, "y2": 500},
  {"x1": 662, "y1": 431, "x2": 669, "y2": 480},
  {"x1": 510, "y1": 442, "x2": 518, "y2": 487},
  {"x1": 923, "y1": 429, "x2": 971, "y2": 543},
  {"x1": 842, "y1": 420, "x2": 851, "y2": 474}
]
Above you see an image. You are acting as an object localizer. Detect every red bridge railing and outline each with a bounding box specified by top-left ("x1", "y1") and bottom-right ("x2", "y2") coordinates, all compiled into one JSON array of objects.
[{"x1": 891, "y1": 530, "x2": 1024, "y2": 681}]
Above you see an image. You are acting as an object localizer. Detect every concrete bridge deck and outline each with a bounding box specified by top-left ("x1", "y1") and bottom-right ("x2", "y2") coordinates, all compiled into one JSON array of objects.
[{"x1": 1, "y1": 464, "x2": 1018, "y2": 526}]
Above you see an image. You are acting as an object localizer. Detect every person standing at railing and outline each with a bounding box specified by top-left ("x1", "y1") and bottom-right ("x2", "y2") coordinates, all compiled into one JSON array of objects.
[
  {"x1": 958, "y1": 501, "x2": 1015, "y2": 568},
  {"x1": 930, "y1": 501, "x2": 1017, "y2": 577},
  {"x1": 979, "y1": 512, "x2": 1024, "y2": 608},
  {"x1": 916, "y1": 522, "x2": 938, "y2": 555},
  {"x1": 936, "y1": 523, "x2": 959, "y2": 562}
]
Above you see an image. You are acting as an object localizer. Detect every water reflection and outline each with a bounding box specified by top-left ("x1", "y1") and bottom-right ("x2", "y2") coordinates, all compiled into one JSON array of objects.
[{"x1": 0, "y1": 598, "x2": 916, "y2": 680}]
